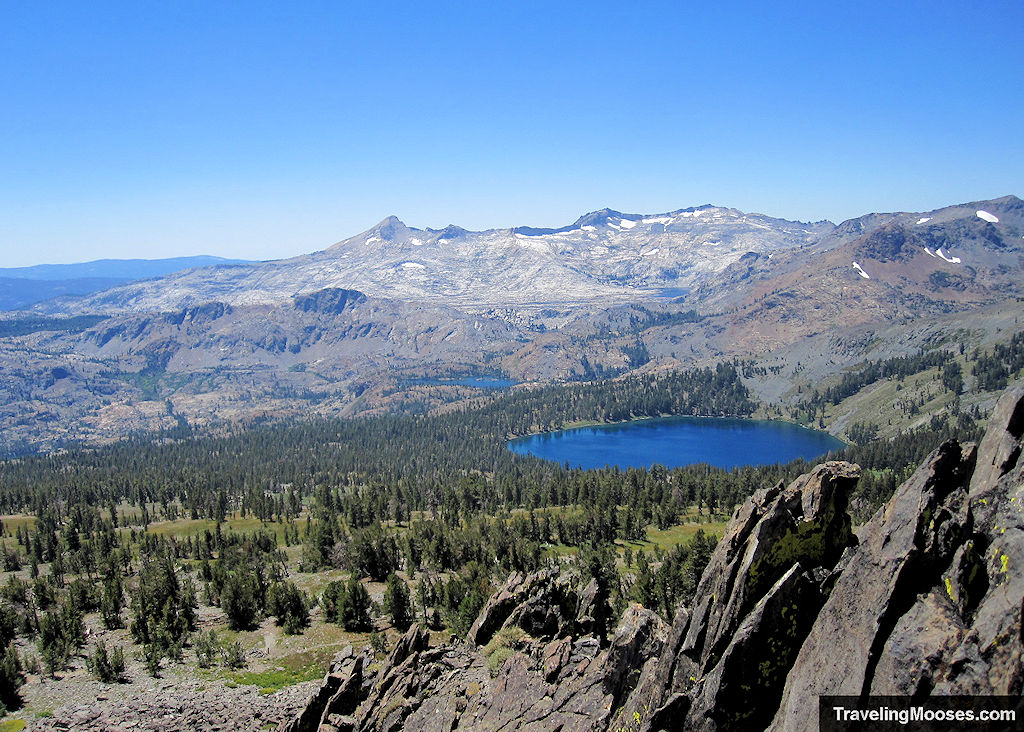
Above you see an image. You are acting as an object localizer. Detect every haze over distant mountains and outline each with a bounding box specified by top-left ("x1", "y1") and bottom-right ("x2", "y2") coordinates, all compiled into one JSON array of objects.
[
  {"x1": 0, "y1": 195, "x2": 1021, "y2": 454},
  {"x1": 0, "y1": 256, "x2": 250, "y2": 311}
]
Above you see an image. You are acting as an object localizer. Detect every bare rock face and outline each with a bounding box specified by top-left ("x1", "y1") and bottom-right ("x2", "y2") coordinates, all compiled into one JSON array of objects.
[
  {"x1": 467, "y1": 568, "x2": 562, "y2": 647},
  {"x1": 644, "y1": 460, "x2": 861, "y2": 731},
  {"x1": 379, "y1": 623, "x2": 430, "y2": 680},
  {"x1": 970, "y1": 381, "x2": 1024, "y2": 494},
  {"x1": 281, "y1": 646, "x2": 368, "y2": 732},
  {"x1": 772, "y1": 384, "x2": 1024, "y2": 731},
  {"x1": 771, "y1": 440, "x2": 974, "y2": 718}
]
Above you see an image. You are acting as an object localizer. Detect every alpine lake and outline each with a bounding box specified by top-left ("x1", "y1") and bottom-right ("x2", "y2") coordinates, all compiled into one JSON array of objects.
[{"x1": 508, "y1": 415, "x2": 846, "y2": 470}]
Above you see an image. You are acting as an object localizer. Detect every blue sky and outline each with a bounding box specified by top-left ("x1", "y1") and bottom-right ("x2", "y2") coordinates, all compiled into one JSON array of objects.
[{"x1": 1, "y1": 1, "x2": 1021, "y2": 267}]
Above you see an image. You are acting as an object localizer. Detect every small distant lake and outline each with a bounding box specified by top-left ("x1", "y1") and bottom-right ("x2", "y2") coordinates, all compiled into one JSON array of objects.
[
  {"x1": 410, "y1": 377, "x2": 518, "y2": 389},
  {"x1": 508, "y1": 416, "x2": 846, "y2": 470}
]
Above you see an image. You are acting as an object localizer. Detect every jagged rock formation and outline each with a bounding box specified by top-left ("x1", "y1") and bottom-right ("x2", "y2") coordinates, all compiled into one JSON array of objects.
[
  {"x1": 280, "y1": 571, "x2": 667, "y2": 732},
  {"x1": 771, "y1": 384, "x2": 1024, "y2": 731},
  {"x1": 283, "y1": 646, "x2": 368, "y2": 732},
  {"x1": 640, "y1": 461, "x2": 861, "y2": 731},
  {"x1": 283, "y1": 385, "x2": 1024, "y2": 732}
]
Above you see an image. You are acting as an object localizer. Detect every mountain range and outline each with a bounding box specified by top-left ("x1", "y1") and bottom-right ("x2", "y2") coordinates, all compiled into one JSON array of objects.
[
  {"x1": 0, "y1": 256, "x2": 250, "y2": 311},
  {"x1": 32, "y1": 206, "x2": 832, "y2": 314},
  {"x1": 1, "y1": 195, "x2": 1022, "y2": 454}
]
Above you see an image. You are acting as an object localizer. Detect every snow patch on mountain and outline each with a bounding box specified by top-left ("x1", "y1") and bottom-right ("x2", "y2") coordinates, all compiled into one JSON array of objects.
[
  {"x1": 853, "y1": 262, "x2": 871, "y2": 279},
  {"x1": 976, "y1": 210, "x2": 999, "y2": 223},
  {"x1": 916, "y1": 217, "x2": 932, "y2": 225},
  {"x1": 936, "y1": 249, "x2": 962, "y2": 264}
]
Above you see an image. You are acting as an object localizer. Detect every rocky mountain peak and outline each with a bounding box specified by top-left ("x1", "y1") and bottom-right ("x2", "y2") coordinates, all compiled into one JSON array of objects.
[
  {"x1": 372, "y1": 216, "x2": 409, "y2": 241},
  {"x1": 432, "y1": 224, "x2": 469, "y2": 240},
  {"x1": 571, "y1": 208, "x2": 626, "y2": 228},
  {"x1": 323, "y1": 216, "x2": 414, "y2": 255}
]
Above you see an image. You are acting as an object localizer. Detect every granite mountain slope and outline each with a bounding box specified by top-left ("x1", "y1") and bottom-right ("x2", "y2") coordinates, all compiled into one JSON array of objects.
[
  {"x1": 34, "y1": 206, "x2": 832, "y2": 314},
  {"x1": 0, "y1": 255, "x2": 251, "y2": 311}
]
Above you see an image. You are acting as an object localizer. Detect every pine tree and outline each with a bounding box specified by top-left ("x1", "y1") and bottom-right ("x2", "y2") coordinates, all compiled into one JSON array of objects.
[
  {"x1": 87, "y1": 640, "x2": 126, "y2": 683},
  {"x1": 266, "y1": 581, "x2": 309, "y2": 634},
  {"x1": 101, "y1": 573, "x2": 124, "y2": 629},
  {"x1": 221, "y1": 571, "x2": 262, "y2": 631},
  {"x1": 340, "y1": 578, "x2": 372, "y2": 631},
  {"x1": 383, "y1": 574, "x2": 413, "y2": 630},
  {"x1": 0, "y1": 643, "x2": 24, "y2": 710}
]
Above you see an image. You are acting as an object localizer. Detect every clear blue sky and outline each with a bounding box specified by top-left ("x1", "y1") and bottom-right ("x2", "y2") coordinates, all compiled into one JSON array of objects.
[{"x1": 1, "y1": 1, "x2": 1021, "y2": 267}]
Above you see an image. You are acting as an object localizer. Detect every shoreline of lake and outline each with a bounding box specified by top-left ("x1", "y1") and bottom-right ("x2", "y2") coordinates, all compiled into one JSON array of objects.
[{"x1": 508, "y1": 414, "x2": 847, "y2": 470}]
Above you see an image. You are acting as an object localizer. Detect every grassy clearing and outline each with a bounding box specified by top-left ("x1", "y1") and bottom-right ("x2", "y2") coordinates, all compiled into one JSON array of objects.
[
  {"x1": 817, "y1": 351, "x2": 999, "y2": 443},
  {"x1": 0, "y1": 514, "x2": 36, "y2": 551},
  {"x1": 0, "y1": 515, "x2": 36, "y2": 544},
  {"x1": 0, "y1": 515, "x2": 36, "y2": 534},
  {"x1": 638, "y1": 520, "x2": 728, "y2": 551},
  {"x1": 146, "y1": 516, "x2": 300, "y2": 543},
  {"x1": 544, "y1": 513, "x2": 729, "y2": 562},
  {"x1": 823, "y1": 367, "x2": 950, "y2": 440},
  {"x1": 542, "y1": 544, "x2": 579, "y2": 559},
  {"x1": 289, "y1": 567, "x2": 351, "y2": 598},
  {"x1": 228, "y1": 658, "x2": 325, "y2": 694},
  {"x1": 197, "y1": 619, "x2": 371, "y2": 693},
  {"x1": 0, "y1": 719, "x2": 27, "y2": 732}
]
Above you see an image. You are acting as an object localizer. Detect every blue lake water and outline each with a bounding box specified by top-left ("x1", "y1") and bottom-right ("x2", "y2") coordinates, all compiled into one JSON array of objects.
[
  {"x1": 411, "y1": 377, "x2": 517, "y2": 389},
  {"x1": 508, "y1": 416, "x2": 846, "y2": 470},
  {"x1": 452, "y1": 377, "x2": 517, "y2": 388}
]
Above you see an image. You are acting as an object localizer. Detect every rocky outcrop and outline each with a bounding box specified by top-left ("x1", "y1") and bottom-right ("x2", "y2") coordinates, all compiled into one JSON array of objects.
[
  {"x1": 292, "y1": 288, "x2": 367, "y2": 315},
  {"x1": 770, "y1": 386, "x2": 1024, "y2": 730},
  {"x1": 284, "y1": 385, "x2": 1024, "y2": 732},
  {"x1": 466, "y1": 568, "x2": 562, "y2": 647},
  {"x1": 281, "y1": 646, "x2": 369, "y2": 732},
  {"x1": 281, "y1": 569, "x2": 665, "y2": 732},
  {"x1": 641, "y1": 460, "x2": 861, "y2": 731},
  {"x1": 769, "y1": 440, "x2": 975, "y2": 730}
]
